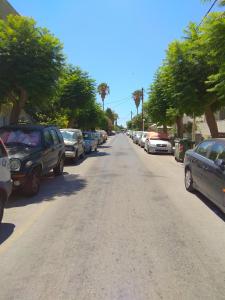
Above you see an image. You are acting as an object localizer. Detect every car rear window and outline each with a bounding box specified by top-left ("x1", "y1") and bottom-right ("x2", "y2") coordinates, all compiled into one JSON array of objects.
[{"x1": 0, "y1": 129, "x2": 41, "y2": 147}]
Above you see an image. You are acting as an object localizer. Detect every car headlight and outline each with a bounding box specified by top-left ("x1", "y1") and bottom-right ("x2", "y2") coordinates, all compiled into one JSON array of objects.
[
  {"x1": 10, "y1": 159, "x2": 21, "y2": 171},
  {"x1": 25, "y1": 160, "x2": 33, "y2": 168}
]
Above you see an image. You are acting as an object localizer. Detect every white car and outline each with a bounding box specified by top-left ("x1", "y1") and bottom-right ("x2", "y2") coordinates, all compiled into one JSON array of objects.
[
  {"x1": 144, "y1": 132, "x2": 173, "y2": 154},
  {"x1": 0, "y1": 138, "x2": 12, "y2": 223},
  {"x1": 139, "y1": 132, "x2": 148, "y2": 147}
]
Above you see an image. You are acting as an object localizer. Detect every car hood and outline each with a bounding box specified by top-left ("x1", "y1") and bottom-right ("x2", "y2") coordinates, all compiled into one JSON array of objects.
[
  {"x1": 63, "y1": 139, "x2": 77, "y2": 146},
  {"x1": 6, "y1": 145, "x2": 41, "y2": 160},
  {"x1": 150, "y1": 140, "x2": 171, "y2": 146}
]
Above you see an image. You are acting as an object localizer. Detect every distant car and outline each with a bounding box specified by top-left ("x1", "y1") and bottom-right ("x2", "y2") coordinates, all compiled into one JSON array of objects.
[
  {"x1": 139, "y1": 132, "x2": 148, "y2": 147},
  {"x1": 83, "y1": 131, "x2": 98, "y2": 153},
  {"x1": 100, "y1": 130, "x2": 108, "y2": 143},
  {"x1": 94, "y1": 131, "x2": 104, "y2": 145},
  {"x1": 60, "y1": 129, "x2": 85, "y2": 162},
  {"x1": 0, "y1": 125, "x2": 65, "y2": 196},
  {"x1": 0, "y1": 139, "x2": 12, "y2": 223},
  {"x1": 184, "y1": 139, "x2": 225, "y2": 213},
  {"x1": 144, "y1": 132, "x2": 173, "y2": 154},
  {"x1": 133, "y1": 131, "x2": 142, "y2": 144}
]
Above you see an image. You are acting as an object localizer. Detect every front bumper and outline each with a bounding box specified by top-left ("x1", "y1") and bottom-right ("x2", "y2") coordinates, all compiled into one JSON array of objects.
[
  {"x1": 65, "y1": 150, "x2": 76, "y2": 158},
  {"x1": 150, "y1": 147, "x2": 173, "y2": 153},
  {"x1": 11, "y1": 173, "x2": 28, "y2": 188}
]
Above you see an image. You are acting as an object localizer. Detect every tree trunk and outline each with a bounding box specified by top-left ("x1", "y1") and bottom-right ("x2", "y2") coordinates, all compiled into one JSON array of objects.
[
  {"x1": 176, "y1": 116, "x2": 184, "y2": 138},
  {"x1": 10, "y1": 88, "x2": 28, "y2": 124},
  {"x1": 68, "y1": 119, "x2": 74, "y2": 128},
  {"x1": 204, "y1": 106, "x2": 219, "y2": 138},
  {"x1": 163, "y1": 124, "x2": 168, "y2": 134},
  {"x1": 137, "y1": 107, "x2": 138, "y2": 115}
]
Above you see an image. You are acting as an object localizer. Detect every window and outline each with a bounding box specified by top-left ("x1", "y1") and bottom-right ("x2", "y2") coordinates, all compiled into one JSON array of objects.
[
  {"x1": 209, "y1": 143, "x2": 225, "y2": 161},
  {"x1": 195, "y1": 141, "x2": 214, "y2": 158},
  {"x1": 44, "y1": 130, "x2": 54, "y2": 146},
  {"x1": 50, "y1": 129, "x2": 60, "y2": 145}
]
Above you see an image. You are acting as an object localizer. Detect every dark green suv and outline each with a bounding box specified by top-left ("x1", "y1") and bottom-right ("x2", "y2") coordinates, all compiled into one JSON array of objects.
[{"x1": 0, "y1": 124, "x2": 65, "y2": 196}]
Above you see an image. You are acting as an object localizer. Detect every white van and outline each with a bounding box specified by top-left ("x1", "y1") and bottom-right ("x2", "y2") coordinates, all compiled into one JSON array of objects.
[{"x1": 0, "y1": 138, "x2": 12, "y2": 223}]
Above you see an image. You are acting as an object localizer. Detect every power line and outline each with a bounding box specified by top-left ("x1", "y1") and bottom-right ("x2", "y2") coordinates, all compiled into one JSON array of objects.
[{"x1": 199, "y1": 0, "x2": 218, "y2": 27}]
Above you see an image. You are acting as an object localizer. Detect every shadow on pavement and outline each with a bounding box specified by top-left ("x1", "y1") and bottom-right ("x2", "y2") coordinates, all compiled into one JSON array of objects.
[
  {"x1": 98, "y1": 145, "x2": 112, "y2": 149},
  {"x1": 6, "y1": 173, "x2": 87, "y2": 208},
  {"x1": 0, "y1": 223, "x2": 15, "y2": 245},
  {"x1": 195, "y1": 191, "x2": 225, "y2": 222},
  {"x1": 88, "y1": 151, "x2": 110, "y2": 158}
]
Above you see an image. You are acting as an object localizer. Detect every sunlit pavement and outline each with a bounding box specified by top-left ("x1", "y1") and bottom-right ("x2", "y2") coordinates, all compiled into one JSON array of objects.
[{"x1": 1, "y1": 134, "x2": 225, "y2": 300}]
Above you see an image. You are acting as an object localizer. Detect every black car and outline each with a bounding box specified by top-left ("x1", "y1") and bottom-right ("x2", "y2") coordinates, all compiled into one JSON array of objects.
[
  {"x1": 184, "y1": 139, "x2": 225, "y2": 212},
  {"x1": 0, "y1": 124, "x2": 65, "y2": 196}
]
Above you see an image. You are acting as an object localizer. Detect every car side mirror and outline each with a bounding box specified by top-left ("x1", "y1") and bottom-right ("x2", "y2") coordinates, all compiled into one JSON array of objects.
[{"x1": 215, "y1": 159, "x2": 225, "y2": 171}]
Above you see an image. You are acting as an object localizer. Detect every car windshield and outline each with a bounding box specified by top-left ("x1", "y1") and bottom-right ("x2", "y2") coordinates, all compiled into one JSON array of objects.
[
  {"x1": 83, "y1": 133, "x2": 93, "y2": 140},
  {"x1": 0, "y1": 129, "x2": 41, "y2": 147},
  {"x1": 61, "y1": 131, "x2": 77, "y2": 142}
]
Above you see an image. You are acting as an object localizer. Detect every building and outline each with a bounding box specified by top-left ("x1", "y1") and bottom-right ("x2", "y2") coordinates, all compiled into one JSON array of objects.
[{"x1": 0, "y1": 0, "x2": 18, "y2": 20}]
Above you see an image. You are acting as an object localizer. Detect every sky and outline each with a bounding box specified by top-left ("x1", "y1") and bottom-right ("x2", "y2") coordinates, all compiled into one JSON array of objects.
[{"x1": 9, "y1": 0, "x2": 220, "y2": 126}]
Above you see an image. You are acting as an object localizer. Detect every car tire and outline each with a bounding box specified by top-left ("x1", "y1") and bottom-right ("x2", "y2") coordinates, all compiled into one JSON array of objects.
[
  {"x1": 185, "y1": 168, "x2": 195, "y2": 192},
  {"x1": 54, "y1": 157, "x2": 64, "y2": 176},
  {"x1": 23, "y1": 169, "x2": 41, "y2": 196},
  {"x1": 0, "y1": 192, "x2": 6, "y2": 224}
]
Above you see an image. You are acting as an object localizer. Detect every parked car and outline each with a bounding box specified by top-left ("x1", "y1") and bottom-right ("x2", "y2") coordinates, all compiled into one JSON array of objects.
[
  {"x1": 139, "y1": 132, "x2": 148, "y2": 147},
  {"x1": 144, "y1": 132, "x2": 173, "y2": 154},
  {"x1": 0, "y1": 125, "x2": 65, "y2": 196},
  {"x1": 0, "y1": 138, "x2": 12, "y2": 223},
  {"x1": 60, "y1": 129, "x2": 85, "y2": 162},
  {"x1": 95, "y1": 131, "x2": 104, "y2": 145},
  {"x1": 83, "y1": 131, "x2": 98, "y2": 153},
  {"x1": 100, "y1": 130, "x2": 108, "y2": 143},
  {"x1": 133, "y1": 131, "x2": 142, "y2": 144},
  {"x1": 184, "y1": 139, "x2": 225, "y2": 213}
]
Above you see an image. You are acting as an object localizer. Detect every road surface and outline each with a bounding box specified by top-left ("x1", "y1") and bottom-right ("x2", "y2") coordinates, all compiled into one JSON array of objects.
[{"x1": 1, "y1": 134, "x2": 225, "y2": 300}]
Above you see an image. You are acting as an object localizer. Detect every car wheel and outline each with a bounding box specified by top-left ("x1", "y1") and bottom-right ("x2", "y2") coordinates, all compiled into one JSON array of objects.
[
  {"x1": 24, "y1": 169, "x2": 41, "y2": 196},
  {"x1": 54, "y1": 157, "x2": 64, "y2": 176},
  {"x1": 0, "y1": 192, "x2": 6, "y2": 224},
  {"x1": 185, "y1": 169, "x2": 195, "y2": 192}
]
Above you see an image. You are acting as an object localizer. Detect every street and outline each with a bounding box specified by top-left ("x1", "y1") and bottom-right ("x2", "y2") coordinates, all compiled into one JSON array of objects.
[{"x1": 1, "y1": 134, "x2": 225, "y2": 300}]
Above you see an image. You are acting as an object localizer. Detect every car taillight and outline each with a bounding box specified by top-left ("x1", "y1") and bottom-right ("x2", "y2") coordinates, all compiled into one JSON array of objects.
[{"x1": 179, "y1": 144, "x2": 184, "y2": 152}]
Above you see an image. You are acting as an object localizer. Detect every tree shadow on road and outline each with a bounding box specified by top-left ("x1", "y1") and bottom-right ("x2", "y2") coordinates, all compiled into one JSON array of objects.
[
  {"x1": 195, "y1": 191, "x2": 225, "y2": 222},
  {"x1": 88, "y1": 151, "x2": 110, "y2": 158},
  {"x1": 98, "y1": 145, "x2": 112, "y2": 149},
  {"x1": 0, "y1": 223, "x2": 15, "y2": 245},
  {"x1": 6, "y1": 173, "x2": 87, "y2": 208}
]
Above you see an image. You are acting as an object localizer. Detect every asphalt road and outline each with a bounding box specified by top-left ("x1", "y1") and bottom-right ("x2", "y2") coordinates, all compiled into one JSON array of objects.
[{"x1": 1, "y1": 134, "x2": 225, "y2": 300}]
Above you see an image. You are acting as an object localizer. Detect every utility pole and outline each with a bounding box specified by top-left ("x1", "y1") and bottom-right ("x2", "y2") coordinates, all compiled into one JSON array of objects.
[
  {"x1": 141, "y1": 88, "x2": 144, "y2": 131},
  {"x1": 131, "y1": 111, "x2": 133, "y2": 130}
]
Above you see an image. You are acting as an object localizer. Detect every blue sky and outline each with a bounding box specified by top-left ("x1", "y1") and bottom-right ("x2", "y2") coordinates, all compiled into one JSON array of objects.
[{"x1": 10, "y1": 0, "x2": 219, "y2": 126}]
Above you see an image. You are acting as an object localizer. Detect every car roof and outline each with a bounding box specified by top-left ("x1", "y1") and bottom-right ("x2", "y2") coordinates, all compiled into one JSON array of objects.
[
  {"x1": 60, "y1": 128, "x2": 81, "y2": 132},
  {"x1": 0, "y1": 124, "x2": 58, "y2": 131}
]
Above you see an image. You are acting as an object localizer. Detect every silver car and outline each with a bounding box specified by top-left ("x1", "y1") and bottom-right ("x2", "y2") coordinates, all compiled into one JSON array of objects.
[
  {"x1": 145, "y1": 136, "x2": 173, "y2": 154},
  {"x1": 133, "y1": 131, "x2": 142, "y2": 144},
  {"x1": 139, "y1": 132, "x2": 148, "y2": 147},
  {"x1": 83, "y1": 131, "x2": 98, "y2": 153},
  {"x1": 60, "y1": 129, "x2": 85, "y2": 162},
  {"x1": 0, "y1": 138, "x2": 12, "y2": 223}
]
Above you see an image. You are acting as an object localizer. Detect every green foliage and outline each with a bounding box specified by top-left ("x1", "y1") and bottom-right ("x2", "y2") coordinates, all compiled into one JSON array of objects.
[
  {"x1": 97, "y1": 83, "x2": 110, "y2": 101},
  {"x1": 0, "y1": 15, "x2": 64, "y2": 111}
]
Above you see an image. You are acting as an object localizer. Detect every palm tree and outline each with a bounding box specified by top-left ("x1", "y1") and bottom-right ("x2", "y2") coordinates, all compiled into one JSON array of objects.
[
  {"x1": 97, "y1": 83, "x2": 110, "y2": 111},
  {"x1": 202, "y1": 0, "x2": 225, "y2": 6},
  {"x1": 132, "y1": 90, "x2": 142, "y2": 115}
]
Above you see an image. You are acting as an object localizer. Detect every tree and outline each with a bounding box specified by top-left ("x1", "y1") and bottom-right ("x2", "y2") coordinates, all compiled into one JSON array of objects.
[
  {"x1": 202, "y1": 0, "x2": 225, "y2": 6},
  {"x1": 97, "y1": 83, "x2": 110, "y2": 111},
  {"x1": 132, "y1": 90, "x2": 142, "y2": 115},
  {"x1": 59, "y1": 66, "x2": 96, "y2": 127},
  {"x1": 0, "y1": 15, "x2": 64, "y2": 123}
]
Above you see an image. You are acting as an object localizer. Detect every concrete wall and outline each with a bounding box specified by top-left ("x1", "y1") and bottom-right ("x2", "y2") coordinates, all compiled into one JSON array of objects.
[{"x1": 0, "y1": 0, "x2": 18, "y2": 20}]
